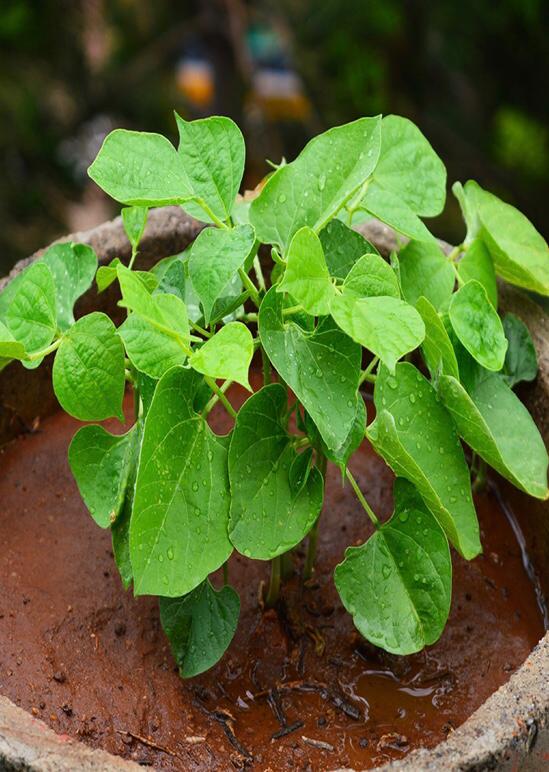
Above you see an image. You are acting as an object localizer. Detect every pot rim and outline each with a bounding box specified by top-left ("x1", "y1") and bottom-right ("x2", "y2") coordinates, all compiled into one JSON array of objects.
[{"x1": 0, "y1": 207, "x2": 547, "y2": 772}]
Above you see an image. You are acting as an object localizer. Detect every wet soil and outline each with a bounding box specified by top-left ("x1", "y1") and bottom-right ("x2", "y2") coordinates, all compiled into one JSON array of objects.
[{"x1": 0, "y1": 386, "x2": 545, "y2": 770}]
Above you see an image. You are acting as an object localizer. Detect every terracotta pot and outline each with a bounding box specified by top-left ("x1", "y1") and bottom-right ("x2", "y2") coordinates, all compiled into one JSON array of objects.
[{"x1": 0, "y1": 208, "x2": 547, "y2": 771}]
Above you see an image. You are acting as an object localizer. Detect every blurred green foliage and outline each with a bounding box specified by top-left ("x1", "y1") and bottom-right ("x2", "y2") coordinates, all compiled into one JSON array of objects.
[{"x1": 1, "y1": 0, "x2": 547, "y2": 272}]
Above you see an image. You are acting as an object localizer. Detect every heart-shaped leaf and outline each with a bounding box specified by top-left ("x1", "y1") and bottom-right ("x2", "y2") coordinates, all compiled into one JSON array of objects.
[
  {"x1": 53, "y1": 312, "x2": 125, "y2": 421},
  {"x1": 319, "y1": 219, "x2": 379, "y2": 279},
  {"x1": 88, "y1": 129, "x2": 192, "y2": 206},
  {"x1": 188, "y1": 225, "x2": 255, "y2": 324},
  {"x1": 160, "y1": 580, "x2": 240, "y2": 678},
  {"x1": 175, "y1": 114, "x2": 245, "y2": 224},
  {"x1": 130, "y1": 367, "x2": 232, "y2": 597},
  {"x1": 189, "y1": 322, "x2": 254, "y2": 389},
  {"x1": 397, "y1": 240, "x2": 455, "y2": 310},
  {"x1": 439, "y1": 368, "x2": 548, "y2": 500},
  {"x1": 259, "y1": 287, "x2": 361, "y2": 451},
  {"x1": 69, "y1": 424, "x2": 138, "y2": 528},
  {"x1": 228, "y1": 384, "x2": 323, "y2": 559},
  {"x1": 449, "y1": 280, "x2": 507, "y2": 371},
  {"x1": 250, "y1": 117, "x2": 381, "y2": 251},
  {"x1": 277, "y1": 226, "x2": 335, "y2": 315},
  {"x1": 335, "y1": 478, "x2": 451, "y2": 655},
  {"x1": 330, "y1": 293, "x2": 424, "y2": 372},
  {"x1": 41, "y1": 242, "x2": 98, "y2": 330}
]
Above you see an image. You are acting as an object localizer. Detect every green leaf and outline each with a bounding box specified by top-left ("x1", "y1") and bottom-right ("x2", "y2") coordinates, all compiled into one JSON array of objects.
[
  {"x1": 175, "y1": 114, "x2": 245, "y2": 224},
  {"x1": 228, "y1": 384, "x2": 323, "y2": 559},
  {"x1": 502, "y1": 313, "x2": 537, "y2": 388},
  {"x1": 439, "y1": 369, "x2": 548, "y2": 500},
  {"x1": 117, "y1": 265, "x2": 190, "y2": 374},
  {"x1": 68, "y1": 424, "x2": 137, "y2": 528},
  {"x1": 259, "y1": 287, "x2": 361, "y2": 451},
  {"x1": 96, "y1": 258, "x2": 159, "y2": 294},
  {"x1": 112, "y1": 419, "x2": 145, "y2": 589},
  {"x1": 122, "y1": 206, "x2": 148, "y2": 251},
  {"x1": 464, "y1": 181, "x2": 549, "y2": 295},
  {"x1": 119, "y1": 296, "x2": 189, "y2": 379},
  {"x1": 342, "y1": 253, "x2": 400, "y2": 298},
  {"x1": 96, "y1": 259, "x2": 121, "y2": 292},
  {"x1": 53, "y1": 312, "x2": 125, "y2": 421},
  {"x1": 330, "y1": 293, "x2": 425, "y2": 372},
  {"x1": 130, "y1": 366, "x2": 232, "y2": 597},
  {"x1": 415, "y1": 297, "x2": 460, "y2": 380},
  {"x1": 289, "y1": 448, "x2": 314, "y2": 496},
  {"x1": 457, "y1": 239, "x2": 497, "y2": 308},
  {"x1": 367, "y1": 363, "x2": 481, "y2": 559},
  {"x1": 112, "y1": 501, "x2": 133, "y2": 590},
  {"x1": 452, "y1": 181, "x2": 480, "y2": 244},
  {"x1": 250, "y1": 117, "x2": 381, "y2": 251},
  {"x1": 277, "y1": 226, "x2": 335, "y2": 315},
  {"x1": 397, "y1": 240, "x2": 455, "y2": 310},
  {"x1": 0, "y1": 320, "x2": 28, "y2": 361},
  {"x1": 41, "y1": 243, "x2": 98, "y2": 331},
  {"x1": 160, "y1": 580, "x2": 240, "y2": 678},
  {"x1": 359, "y1": 185, "x2": 436, "y2": 242},
  {"x1": 4, "y1": 262, "x2": 57, "y2": 355},
  {"x1": 189, "y1": 322, "x2": 253, "y2": 389},
  {"x1": 319, "y1": 219, "x2": 380, "y2": 279},
  {"x1": 359, "y1": 115, "x2": 446, "y2": 240},
  {"x1": 449, "y1": 280, "x2": 507, "y2": 371},
  {"x1": 188, "y1": 225, "x2": 255, "y2": 324},
  {"x1": 368, "y1": 116, "x2": 447, "y2": 217},
  {"x1": 335, "y1": 478, "x2": 451, "y2": 655},
  {"x1": 88, "y1": 129, "x2": 192, "y2": 206},
  {"x1": 304, "y1": 396, "x2": 367, "y2": 472}
]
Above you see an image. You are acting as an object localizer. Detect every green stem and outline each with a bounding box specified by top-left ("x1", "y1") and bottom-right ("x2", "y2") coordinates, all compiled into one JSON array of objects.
[
  {"x1": 242, "y1": 312, "x2": 258, "y2": 323},
  {"x1": 204, "y1": 377, "x2": 237, "y2": 419},
  {"x1": 450, "y1": 261, "x2": 465, "y2": 287},
  {"x1": 359, "y1": 356, "x2": 379, "y2": 386},
  {"x1": 128, "y1": 246, "x2": 138, "y2": 270},
  {"x1": 190, "y1": 320, "x2": 212, "y2": 339},
  {"x1": 197, "y1": 200, "x2": 228, "y2": 229},
  {"x1": 282, "y1": 305, "x2": 303, "y2": 316},
  {"x1": 27, "y1": 337, "x2": 62, "y2": 361},
  {"x1": 280, "y1": 551, "x2": 294, "y2": 580},
  {"x1": 345, "y1": 468, "x2": 380, "y2": 527},
  {"x1": 304, "y1": 453, "x2": 327, "y2": 580},
  {"x1": 203, "y1": 379, "x2": 233, "y2": 417},
  {"x1": 133, "y1": 382, "x2": 141, "y2": 422},
  {"x1": 472, "y1": 458, "x2": 487, "y2": 494},
  {"x1": 253, "y1": 255, "x2": 266, "y2": 292},
  {"x1": 238, "y1": 268, "x2": 261, "y2": 308},
  {"x1": 265, "y1": 555, "x2": 281, "y2": 607},
  {"x1": 447, "y1": 244, "x2": 463, "y2": 262}
]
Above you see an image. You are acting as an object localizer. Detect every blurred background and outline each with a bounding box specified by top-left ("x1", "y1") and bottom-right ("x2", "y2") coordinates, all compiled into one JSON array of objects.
[{"x1": 1, "y1": 0, "x2": 548, "y2": 274}]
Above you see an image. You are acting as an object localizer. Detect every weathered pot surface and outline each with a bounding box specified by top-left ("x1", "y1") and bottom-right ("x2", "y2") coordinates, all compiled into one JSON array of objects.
[{"x1": 0, "y1": 208, "x2": 547, "y2": 771}]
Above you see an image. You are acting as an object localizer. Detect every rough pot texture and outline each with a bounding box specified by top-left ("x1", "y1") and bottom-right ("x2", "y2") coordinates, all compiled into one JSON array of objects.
[{"x1": 0, "y1": 208, "x2": 547, "y2": 771}]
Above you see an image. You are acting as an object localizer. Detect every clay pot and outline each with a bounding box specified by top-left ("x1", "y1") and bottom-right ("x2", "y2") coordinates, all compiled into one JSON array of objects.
[{"x1": 0, "y1": 208, "x2": 547, "y2": 771}]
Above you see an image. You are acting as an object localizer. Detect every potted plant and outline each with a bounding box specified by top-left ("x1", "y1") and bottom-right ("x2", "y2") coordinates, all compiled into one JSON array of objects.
[{"x1": 0, "y1": 113, "x2": 547, "y2": 770}]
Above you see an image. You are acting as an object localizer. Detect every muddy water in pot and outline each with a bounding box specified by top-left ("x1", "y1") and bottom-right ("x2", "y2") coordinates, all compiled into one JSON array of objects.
[{"x1": 0, "y1": 384, "x2": 544, "y2": 769}]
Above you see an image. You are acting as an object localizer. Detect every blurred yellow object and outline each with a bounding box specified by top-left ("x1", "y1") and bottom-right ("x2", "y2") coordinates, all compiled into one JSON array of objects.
[
  {"x1": 250, "y1": 69, "x2": 311, "y2": 121},
  {"x1": 176, "y1": 59, "x2": 214, "y2": 108}
]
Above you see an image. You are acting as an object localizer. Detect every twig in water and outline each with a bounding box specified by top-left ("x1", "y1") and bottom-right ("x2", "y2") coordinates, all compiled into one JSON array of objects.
[
  {"x1": 301, "y1": 735, "x2": 334, "y2": 751},
  {"x1": 271, "y1": 721, "x2": 304, "y2": 740},
  {"x1": 115, "y1": 729, "x2": 178, "y2": 758}
]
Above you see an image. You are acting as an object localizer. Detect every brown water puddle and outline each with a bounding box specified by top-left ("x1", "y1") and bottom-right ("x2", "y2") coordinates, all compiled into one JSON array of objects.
[{"x1": 0, "y1": 386, "x2": 544, "y2": 770}]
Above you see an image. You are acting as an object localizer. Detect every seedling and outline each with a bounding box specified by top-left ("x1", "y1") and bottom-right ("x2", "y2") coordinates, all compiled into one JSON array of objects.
[{"x1": 1, "y1": 114, "x2": 547, "y2": 676}]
